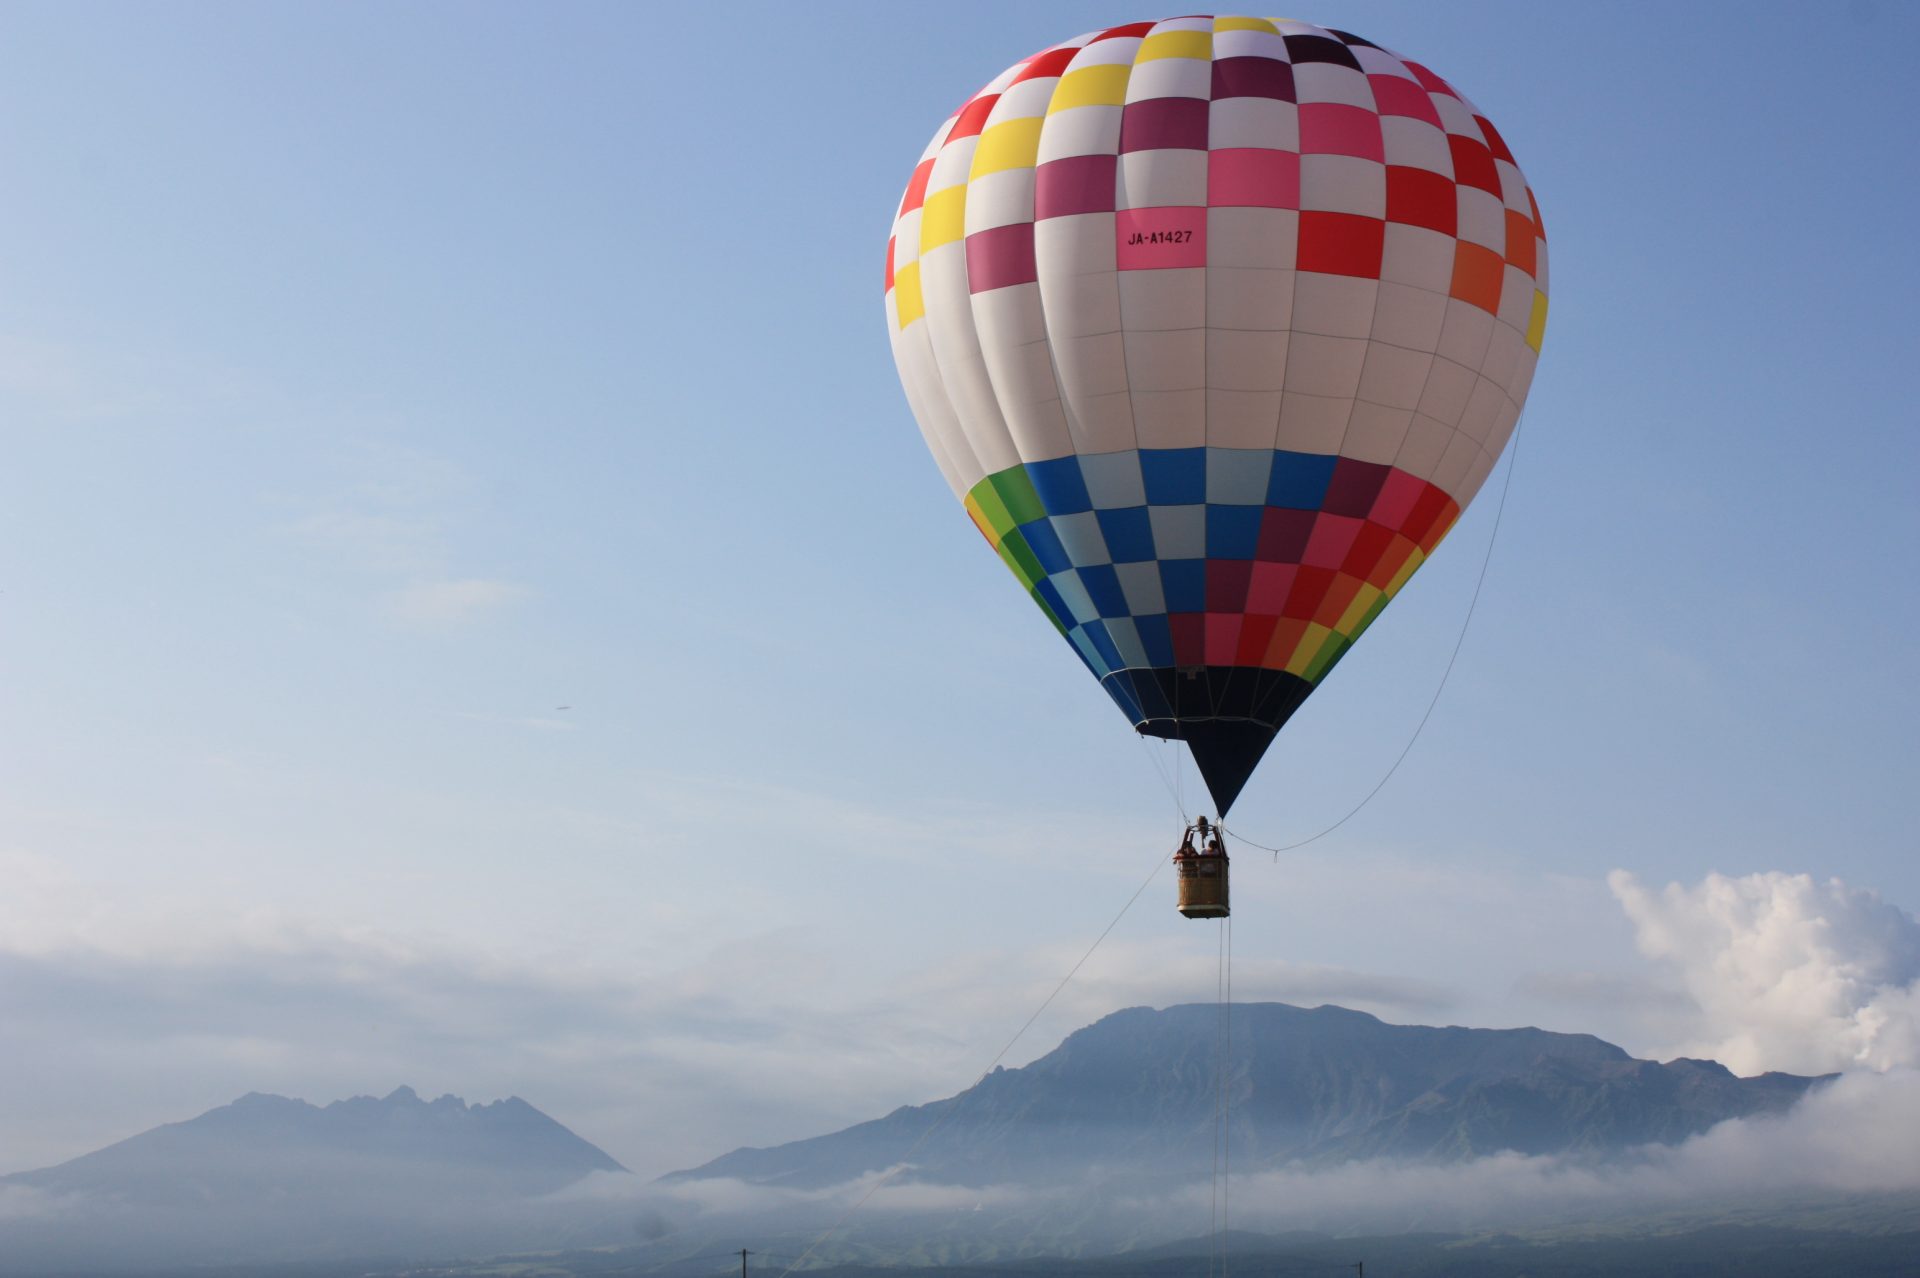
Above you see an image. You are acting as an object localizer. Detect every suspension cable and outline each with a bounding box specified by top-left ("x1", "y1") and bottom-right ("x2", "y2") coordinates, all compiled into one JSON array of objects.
[
  {"x1": 775, "y1": 844, "x2": 1170, "y2": 1276},
  {"x1": 1226, "y1": 412, "x2": 1527, "y2": 856}
]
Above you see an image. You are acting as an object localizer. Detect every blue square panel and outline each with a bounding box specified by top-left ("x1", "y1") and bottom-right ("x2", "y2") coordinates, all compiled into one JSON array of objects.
[
  {"x1": 1206, "y1": 504, "x2": 1264, "y2": 558},
  {"x1": 1077, "y1": 563, "x2": 1131, "y2": 618},
  {"x1": 1268, "y1": 450, "x2": 1338, "y2": 509},
  {"x1": 1027, "y1": 456, "x2": 1092, "y2": 515},
  {"x1": 1095, "y1": 506, "x2": 1156, "y2": 563},
  {"x1": 1159, "y1": 559, "x2": 1207, "y2": 613},
  {"x1": 1140, "y1": 448, "x2": 1207, "y2": 505},
  {"x1": 1134, "y1": 613, "x2": 1175, "y2": 668},
  {"x1": 1085, "y1": 619, "x2": 1124, "y2": 670},
  {"x1": 1019, "y1": 519, "x2": 1072, "y2": 575}
]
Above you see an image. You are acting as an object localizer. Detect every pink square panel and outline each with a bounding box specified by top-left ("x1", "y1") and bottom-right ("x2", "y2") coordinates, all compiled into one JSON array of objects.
[
  {"x1": 1208, "y1": 148, "x2": 1301, "y2": 209},
  {"x1": 1115, "y1": 206, "x2": 1208, "y2": 270}
]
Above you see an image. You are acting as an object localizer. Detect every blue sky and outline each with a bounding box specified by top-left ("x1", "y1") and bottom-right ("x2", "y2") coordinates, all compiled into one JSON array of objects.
[{"x1": 1, "y1": 1, "x2": 1916, "y2": 1180}]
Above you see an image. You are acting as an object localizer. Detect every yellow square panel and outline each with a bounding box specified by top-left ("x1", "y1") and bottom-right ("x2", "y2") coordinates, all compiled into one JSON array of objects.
[
  {"x1": 919, "y1": 186, "x2": 967, "y2": 252},
  {"x1": 893, "y1": 260, "x2": 925, "y2": 329},
  {"x1": 1048, "y1": 64, "x2": 1131, "y2": 114},
  {"x1": 1526, "y1": 290, "x2": 1549, "y2": 352},
  {"x1": 1336, "y1": 583, "x2": 1383, "y2": 636},
  {"x1": 964, "y1": 493, "x2": 999, "y2": 547},
  {"x1": 1385, "y1": 546, "x2": 1424, "y2": 596},
  {"x1": 971, "y1": 117, "x2": 1044, "y2": 179},
  {"x1": 1284, "y1": 622, "x2": 1333, "y2": 676},
  {"x1": 1137, "y1": 30, "x2": 1211, "y2": 61},
  {"x1": 1213, "y1": 17, "x2": 1279, "y2": 34}
]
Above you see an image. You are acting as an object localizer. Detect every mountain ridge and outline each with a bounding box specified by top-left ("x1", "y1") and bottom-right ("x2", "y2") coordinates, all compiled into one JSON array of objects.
[{"x1": 667, "y1": 1002, "x2": 1829, "y2": 1188}]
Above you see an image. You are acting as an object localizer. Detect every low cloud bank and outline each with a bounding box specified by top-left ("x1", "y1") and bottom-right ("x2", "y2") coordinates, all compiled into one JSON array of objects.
[
  {"x1": 652, "y1": 1068, "x2": 1920, "y2": 1238},
  {"x1": 1611, "y1": 870, "x2": 1920, "y2": 1074}
]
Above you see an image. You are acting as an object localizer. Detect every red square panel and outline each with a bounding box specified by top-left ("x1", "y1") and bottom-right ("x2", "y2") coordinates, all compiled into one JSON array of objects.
[
  {"x1": 1297, "y1": 212, "x2": 1385, "y2": 279},
  {"x1": 1235, "y1": 614, "x2": 1279, "y2": 667},
  {"x1": 1450, "y1": 240, "x2": 1505, "y2": 314},
  {"x1": 1368, "y1": 74, "x2": 1442, "y2": 127},
  {"x1": 1505, "y1": 209, "x2": 1538, "y2": 276},
  {"x1": 1448, "y1": 134, "x2": 1502, "y2": 196},
  {"x1": 1013, "y1": 48, "x2": 1078, "y2": 84},
  {"x1": 1281, "y1": 566, "x2": 1337, "y2": 620},
  {"x1": 1386, "y1": 165, "x2": 1456, "y2": 235},
  {"x1": 1206, "y1": 559, "x2": 1253, "y2": 612},
  {"x1": 1314, "y1": 572, "x2": 1364, "y2": 629},
  {"x1": 949, "y1": 93, "x2": 1000, "y2": 141},
  {"x1": 899, "y1": 158, "x2": 934, "y2": 216},
  {"x1": 1204, "y1": 613, "x2": 1244, "y2": 667},
  {"x1": 1343, "y1": 521, "x2": 1397, "y2": 582},
  {"x1": 1168, "y1": 612, "x2": 1206, "y2": 667}
]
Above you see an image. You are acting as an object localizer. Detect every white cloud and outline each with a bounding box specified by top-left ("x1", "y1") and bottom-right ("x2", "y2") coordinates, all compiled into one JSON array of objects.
[
  {"x1": 1610, "y1": 870, "x2": 1920, "y2": 1073},
  {"x1": 387, "y1": 577, "x2": 526, "y2": 627}
]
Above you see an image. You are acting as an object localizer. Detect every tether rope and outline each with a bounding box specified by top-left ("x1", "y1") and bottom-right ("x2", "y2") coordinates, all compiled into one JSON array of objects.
[
  {"x1": 775, "y1": 844, "x2": 1170, "y2": 1277},
  {"x1": 1226, "y1": 411, "x2": 1527, "y2": 856}
]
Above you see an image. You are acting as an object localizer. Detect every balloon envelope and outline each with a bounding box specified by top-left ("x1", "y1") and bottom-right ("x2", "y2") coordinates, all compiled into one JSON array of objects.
[{"x1": 885, "y1": 16, "x2": 1548, "y2": 814}]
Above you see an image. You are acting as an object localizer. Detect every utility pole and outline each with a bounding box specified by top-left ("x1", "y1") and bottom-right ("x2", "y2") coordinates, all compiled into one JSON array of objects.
[
  {"x1": 1352, "y1": 1263, "x2": 1363, "y2": 1278},
  {"x1": 738, "y1": 1248, "x2": 753, "y2": 1278}
]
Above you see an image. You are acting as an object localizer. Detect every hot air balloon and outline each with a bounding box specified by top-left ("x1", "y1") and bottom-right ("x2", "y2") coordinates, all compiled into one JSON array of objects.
[{"x1": 884, "y1": 16, "x2": 1547, "y2": 906}]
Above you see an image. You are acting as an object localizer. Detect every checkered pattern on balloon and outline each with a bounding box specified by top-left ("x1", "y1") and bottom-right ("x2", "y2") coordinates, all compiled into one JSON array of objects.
[{"x1": 886, "y1": 16, "x2": 1547, "y2": 815}]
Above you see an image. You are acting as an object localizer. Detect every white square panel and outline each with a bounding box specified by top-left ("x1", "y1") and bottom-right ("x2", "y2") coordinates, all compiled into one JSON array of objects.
[
  {"x1": 1207, "y1": 96, "x2": 1299, "y2": 151},
  {"x1": 1292, "y1": 62, "x2": 1374, "y2": 109},
  {"x1": 1037, "y1": 270, "x2": 1123, "y2": 338},
  {"x1": 1416, "y1": 355, "x2": 1476, "y2": 426},
  {"x1": 1357, "y1": 341, "x2": 1433, "y2": 409},
  {"x1": 1123, "y1": 327, "x2": 1206, "y2": 390},
  {"x1": 1055, "y1": 331, "x2": 1132, "y2": 396},
  {"x1": 1065, "y1": 390, "x2": 1140, "y2": 455},
  {"x1": 1291, "y1": 272, "x2": 1378, "y2": 338},
  {"x1": 1207, "y1": 328, "x2": 1291, "y2": 391},
  {"x1": 1132, "y1": 389, "x2": 1207, "y2": 448},
  {"x1": 1369, "y1": 281, "x2": 1447, "y2": 350},
  {"x1": 1034, "y1": 212, "x2": 1117, "y2": 277},
  {"x1": 1117, "y1": 267, "x2": 1206, "y2": 330},
  {"x1": 1205, "y1": 388, "x2": 1282, "y2": 450},
  {"x1": 1394, "y1": 412, "x2": 1453, "y2": 482},
  {"x1": 1037, "y1": 105, "x2": 1123, "y2": 162},
  {"x1": 1341, "y1": 400, "x2": 1415, "y2": 465},
  {"x1": 1380, "y1": 116, "x2": 1451, "y2": 174},
  {"x1": 1299, "y1": 154, "x2": 1386, "y2": 217},
  {"x1": 1285, "y1": 332, "x2": 1368, "y2": 399},
  {"x1": 1276, "y1": 390, "x2": 1352, "y2": 455},
  {"x1": 1435, "y1": 297, "x2": 1495, "y2": 369},
  {"x1": 1208, "y1": 266, "x2": 1296, "y2": 329},
  {"x1": 1380, "y1": 223, "x2": 1453, "y2": 292},
  {"x1": 1456, "y1": 186, "x2": 1506, "y2": 252},
  {"x1": 1208, "y1": 207, "x2": 1298, "y2": 270},
  {"x1": 1125, "y1": 57, "x2": 1211, "y2": 101},
  {"x1": 1118, "y1": 149, "x2": 1208, "y2": 209}
]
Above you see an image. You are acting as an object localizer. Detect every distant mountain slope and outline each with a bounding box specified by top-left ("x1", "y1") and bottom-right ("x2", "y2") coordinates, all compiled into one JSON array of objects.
[
  {"x1": 669, "y1": 1003, "x2": 1827, "y2": 1189},
  {"x1": 0, "y1": 1086, "x2": 626, "y2": 1271},
  {"x1": 10, "y1": 1084, "x2": 623, "y2": 1202}
]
